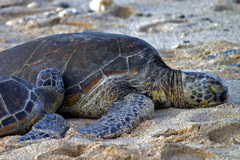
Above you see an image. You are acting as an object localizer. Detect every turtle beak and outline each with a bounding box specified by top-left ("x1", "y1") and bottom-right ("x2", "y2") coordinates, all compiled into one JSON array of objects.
[
  {"x1": 206, "y1": 74, "x2": 229, "y2": 105},
  {"x1": 216, "y1": 87, "x2": 228, "y2": 103}
]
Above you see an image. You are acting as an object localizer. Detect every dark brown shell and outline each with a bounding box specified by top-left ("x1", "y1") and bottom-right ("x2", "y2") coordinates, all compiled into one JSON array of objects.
[{"x1": 0, "y1": 32, "x2": 165, "y2": 106}]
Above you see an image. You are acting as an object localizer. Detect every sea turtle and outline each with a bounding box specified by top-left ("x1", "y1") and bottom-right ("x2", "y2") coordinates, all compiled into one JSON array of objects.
[
  {"x1": 0, "y1": 32, "x2": 228, "y2": 140},
  {"x1": 0, "y1": 68, "x2": 68, "y2": 141}
]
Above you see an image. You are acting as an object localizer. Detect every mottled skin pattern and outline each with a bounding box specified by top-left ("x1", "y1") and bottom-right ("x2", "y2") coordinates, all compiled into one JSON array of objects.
[
  {"x1": 19, "y1": 113, "x2": 68, "y2": 142},
  {"x1": 0, "y1": 68, "x2": 67, "y2": 141},
  {"x1": 79, "y1": 93, "x2": 154, "y2": 138},
  {"x1": 0, "y1": 32, "x2": 228, "y2": 140}
]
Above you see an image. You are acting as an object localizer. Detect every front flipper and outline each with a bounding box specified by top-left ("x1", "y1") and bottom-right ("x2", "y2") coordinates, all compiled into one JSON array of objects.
[
  {"x1": 78, "y1": 93, "x2": 154, "y2": 139},
  {"x1": 18, "y1": 113, "x2": 69, "y2": 142}
]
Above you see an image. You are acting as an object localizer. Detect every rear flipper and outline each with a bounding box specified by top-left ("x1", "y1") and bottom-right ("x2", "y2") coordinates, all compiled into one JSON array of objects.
[
  {"x1": 78, "y1": 93, "x2": 154, "y2": 139},
  {"x1": 18, "y1": 113, "x2": 69, "y2": 142}
]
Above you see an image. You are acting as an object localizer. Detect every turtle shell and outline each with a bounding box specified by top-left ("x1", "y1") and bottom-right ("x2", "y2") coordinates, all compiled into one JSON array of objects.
[
  {"x1": 0, "y1": 76, "x2": 37, "y2": 136},
  {"x1": 0, "y1": 32, "x2": 166, "y2": 107}
]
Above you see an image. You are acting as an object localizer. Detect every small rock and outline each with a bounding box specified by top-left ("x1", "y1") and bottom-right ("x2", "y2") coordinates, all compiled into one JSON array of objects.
[
  {"x1": 58, "y1": 10, "x2": 68, "y2": 17},
  {"x1": 136, "y1": 13, "x2": 152, "y2": 17},
  {"x1": 178, "y1": 14, "x2": 186, "y2": 19},
  {"x1": 146, "y1": 13, "x2": 152, "y2": 17},
  {"x1": 18, "y1": 18, "x2": 24, "y2": 24},
  {"x1": 58, "y1": 9, "x2": 78, "y2": 18},
  {"x1": 208, "y1": 55, "x2": 216, "y2": 60},
  {"x1": 59, "y1": 2, "x2": 70, "y2": 8},
  {"x1": 223, "y1": 28, "x2": 230, "y2": 32},
  {"x1": 56, "y1": 8, "x2": 64, "y2": 12},
  {"x1": 111, "y1": 6, "x2": 136, "y2": 19},
  {"x1": 27, "y1": 2, "x2": 40, "y2": 9},
  {"x1": 200, "y1": 17, "x2": 213, "y2": 23},
  {"x1": 152, "y1": 128, "x2": 178, "y2": 137},
  {"x1": 89, "y1": 0, "x2": 113, "y2": 12},
  {"x1": 5, "y1": 20, "x2": 16, "y2": 27},
  {"x1": 136, "y1": 13, "x2": 144, "y2": 17},
  {"x1": 213, "y1": 5, "x2": 233, "y2": 12},
  {"x1": 183, "y1": 40, "x2": 190, "y2": 43},
  {"x1": 5, "y1": 18, "x2": 24, "y2": 27}
]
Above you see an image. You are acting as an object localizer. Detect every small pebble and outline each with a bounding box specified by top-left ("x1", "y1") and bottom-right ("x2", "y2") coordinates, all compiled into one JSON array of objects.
[
  {"x1": 111, "y1": 6, "x2": 136, "y2": 19},
  {"x1": 136, "y1": 13, "x2": 152, "y2": 17},
  {"x1": 58, "y1": 10, "x2": 67, "y2": 18},
  {"x1": 213, "y1": 5, "x2": 232, "y2": 12},
  {"x1": 27, "y1": 2, "x2": 40, "y2": 8},
  {"x1": 56, "y1": 8, "x2": 64, "y2": 12},
  {"x1": 208, "y1": 55, "x2": 217, "y2": 60},
  {"x1": 200, "y1": 17, "x2": 213, "y2": 23},
  {"x1": 5, "y1": 20, "x2": 15, "y2": 26},
  {"x1": 58, "y1": 9, "x2": 78, "y2": 18},
  {"x1": 59, "y1": 2, "x2": 70, "y2": 8},
  {"x1": 18, "y1": 19, "x2": 24, "y2": 24},
  {"x1": 136, "y1": 13, "x2": 144, "y2": 17},
  {"x1": 6, "y1": 18, "x2": 24, "y2": 26},
  {"x1": 178, "y1": 14, "x2": 185, "y2": 19},
  {"x1": 89, "y1": 0, "x2": 104, "y2": 12},
  {"x1": 146, "y1": 13, "x2": 152, "y2": 17},
  {"x1": 223, "y1": 29, "x2": 230, "y2": 32},
  {"x1": 89, "y1": 0, "x2": 113, "y2": 12},
  {"x1": 183, "y1": 40, "x2": 190, "y2": 43}
]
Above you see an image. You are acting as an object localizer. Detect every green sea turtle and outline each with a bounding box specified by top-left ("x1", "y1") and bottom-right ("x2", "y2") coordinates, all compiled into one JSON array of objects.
[
  {"x1": 0, "y1": 68, "x2": 68, "y2": 142},
  {"x1": 0, "y1": 32, "x2": 228, "y2": 140}
]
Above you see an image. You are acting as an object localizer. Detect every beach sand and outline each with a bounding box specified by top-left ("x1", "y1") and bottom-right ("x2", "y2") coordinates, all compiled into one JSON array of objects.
[{"x1": 0, "y1": 0, "x2": 240, "y2": 159}]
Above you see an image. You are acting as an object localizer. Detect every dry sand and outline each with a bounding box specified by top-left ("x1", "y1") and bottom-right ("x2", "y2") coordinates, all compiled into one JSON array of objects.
[{"x1": 0, "y1": 0, "x2": 240, "y2": 159}]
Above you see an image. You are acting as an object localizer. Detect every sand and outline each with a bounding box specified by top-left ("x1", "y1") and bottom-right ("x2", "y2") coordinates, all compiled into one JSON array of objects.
[{"x1": 0, "y1": 0, "x2": 240, "y2": 159}]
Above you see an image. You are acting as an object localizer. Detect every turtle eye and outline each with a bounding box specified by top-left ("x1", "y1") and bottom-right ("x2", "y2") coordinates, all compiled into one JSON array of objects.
[
  {"x1": 208, "y1": 81, "x2": 224, "y2": 94},
  {"x1": 209, "y1": 83, "x2": 217, "y2": 94}
]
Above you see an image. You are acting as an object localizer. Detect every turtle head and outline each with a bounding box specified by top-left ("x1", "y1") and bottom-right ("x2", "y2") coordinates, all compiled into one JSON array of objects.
[
  {"x1": 182, "y1": 71, "x2": 228, "y2": 107},
  {"x1": 36, "y1": 68, "x2": 64, "y2": 94}
]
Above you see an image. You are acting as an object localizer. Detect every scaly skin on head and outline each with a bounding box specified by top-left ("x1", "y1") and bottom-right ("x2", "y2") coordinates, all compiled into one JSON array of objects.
[
  {"x1": 181, "y1": 71, "x2": 228, "y2": 107},
  {"x1": 35, "y1": 68, "x2": 64, "y2": 113}
]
